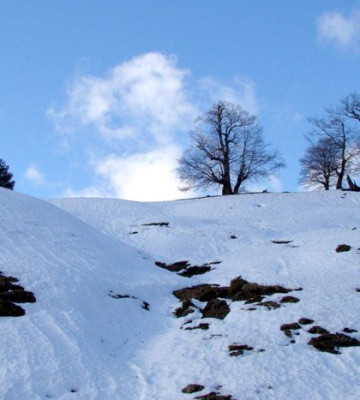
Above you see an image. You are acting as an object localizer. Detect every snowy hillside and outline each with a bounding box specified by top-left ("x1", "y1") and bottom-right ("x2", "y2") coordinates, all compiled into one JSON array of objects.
[{"x1": 1, "y1": 188, "x2": 360, "y2": 399}]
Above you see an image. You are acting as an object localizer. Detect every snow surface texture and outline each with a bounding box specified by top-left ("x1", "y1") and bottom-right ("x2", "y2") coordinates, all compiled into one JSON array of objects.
[{"x1": 1, "y1": 188, "x2": 360, "y2": 399}]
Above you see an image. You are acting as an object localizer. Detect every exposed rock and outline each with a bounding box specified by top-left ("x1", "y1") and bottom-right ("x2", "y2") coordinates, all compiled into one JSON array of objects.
[
  {"x1": 178, "y1": 265, "x2": 212, "y2": 277},
  {"x1": 174, "y1": 300, "x2": 195, "y2": 318},
  {"x1": 281, "y1": 322, "x2": 301, "y2": 337},
  {"x1": 228, "y1": 344, "x2": 253, "y2": 356},
  {"x1": 174, "y1": 277, "x2": 295, "y2": 319},
  {"x1": 0, "y1": 272, "x2": 36, "y2": 317},
  {"x1": 0, "y1": 299, "x2": 25, "y2": 317},
  {"x1": 155, "y1": 260, "x2": 189, "y2": 272},
  {"x1": 298, "y1": 318, "x2": 315, "y2": 325},
  {"x1": 141, "y1": 301, "x2": 150, "y2": 311},
  {"x1": 0, "y1": 289, "x2": 36, "y2": 304},
  {"x1": 202, "y1": 299, "x2": 230, "y2": 319},
  {"x1": 309, "y1": 333, "x2": 360, "y2": 354},
  {"x1": 0, "y1": 282, "x2": 23, "y2": 292},
  {"x1": 272, "y1": 240, "x2": 293, "y2": 244},
  {"x1": 343, "y1": 327, "x2": 358, "y2": 333},
  {"x1": 0, "y1": 275, "x2": 18, "y2": 285},
  {"x1": 280, "y1": 296, "x2": 300, "y2": 303},
  {"x1": 108, "y1": 291, "x2": 150, "y2": 311},
  {"x1": 156, "y1": 260, "x2": 218, "y2": 277},
  {"x1": 108, "y1": 291, "x2": 135, "y2": 299},
  {"x1": 194, "y1": 392, "x2": 233, "y2": 400},
  {"x1": 173, "y1": 284, "x2": 229, "y2": 302},
  {"x1": 281, "y1": 322, "x2": 301, "y2": 331},
  {"x1": 182, "y1": 384, "x2": 204, "y2": 394},
  {"x1": 308, "y1": 326, "x2": 329, "y2": 335},
  {"x1": 142, "y1": 222, "x2": 169, "y2": 227},
  {"x1": 185, "y1": 323, "x2": 209, "y2": 331},
  {"x1": 336, "y1": 244, "x2": 351, "y2": 253},
  {"x1": 175, "y1": 277, "x2": 292, "y2": 304},
  {"x1": 230, "y1": 278, "x2": 291, "y2": 303},
  {"x1": 258, "y1": 301, "x2": 280, "y2": 310},
  {"x1": 228, "y1": 277, "x2": 248, "y2": 298}
]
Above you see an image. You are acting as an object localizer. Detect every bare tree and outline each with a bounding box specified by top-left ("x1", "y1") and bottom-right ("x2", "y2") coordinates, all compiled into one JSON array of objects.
[
  {"x1": 308, "y1": 111, "x2": 360, "y2": 190},
  {"x1": 299, "y1": 138, "x2": 340, "y2": 190},
  {"x1": 341, "y1": 92, "x2": 360, "y2": 123},
  {"x1": 177, "y1": 101, "x2": 285, "y2": 195}
]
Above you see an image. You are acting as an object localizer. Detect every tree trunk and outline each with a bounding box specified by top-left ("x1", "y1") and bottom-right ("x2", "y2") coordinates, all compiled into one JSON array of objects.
[
  {"x1": 222, "y1": 182, "x2": 233, "y2": 195},
  {"x1": 233, "y1": 166, "x2": 246, "y2": 194},
  {"x1": 324, "y1": 179, "x2": 329, "y2": 190},
  {"x1": 336, "y1": 175, "x2": 343, "y2": 190},
  {"x1": 233, "y1": 181, "x2": 241, "y2": 194},
  {"x1": 336, "y1": 158, "x2": 346, "y2": 189},
  {"x1": 336, "y1": 169, "x2": 344, "y2": 189}
]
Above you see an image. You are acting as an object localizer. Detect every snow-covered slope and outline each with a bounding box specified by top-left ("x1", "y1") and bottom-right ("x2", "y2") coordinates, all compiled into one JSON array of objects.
[
  {"x1": 2, "y1": 188, "x2": 360, "y2": 399},
  {"x1": 0, "y1": 188, "x2": 181, "y2": 400}
]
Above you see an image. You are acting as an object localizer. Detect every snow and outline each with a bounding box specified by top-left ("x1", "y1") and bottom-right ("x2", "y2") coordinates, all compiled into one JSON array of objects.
[{"x1": 1, "y1": 187, "x2": 360, "y2": 399}]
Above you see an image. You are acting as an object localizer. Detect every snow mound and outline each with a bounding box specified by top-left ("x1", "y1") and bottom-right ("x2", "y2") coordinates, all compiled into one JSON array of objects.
[
  {"x1": 2, "y1": 188, "x2": 360, "y2": 399},
  {"x1": 0, "y1": 188, "x2": 180, "y2": 399}
]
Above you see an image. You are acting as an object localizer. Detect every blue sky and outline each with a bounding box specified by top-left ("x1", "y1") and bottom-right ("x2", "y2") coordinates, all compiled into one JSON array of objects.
[{"x1": 1, "y1": 1, "x2": 360, "y2": 201}]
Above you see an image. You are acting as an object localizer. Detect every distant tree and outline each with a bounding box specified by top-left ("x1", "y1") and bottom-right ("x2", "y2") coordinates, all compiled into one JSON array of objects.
[
  {"x1": 341, "y1": 92, "x2": 360, "y2": 123},
  {"x1": 177, "y1": 101, "x2": 285, "y2": 195},
  {"x1": 308, "y1": 110, "x2": 360, "y2": 190},
  {"x1": 299, "y1": 137, "x2": 340, "y2": 190},
  {"x1": 0, "y1": 159, "x2": 15, "y2": 189}
]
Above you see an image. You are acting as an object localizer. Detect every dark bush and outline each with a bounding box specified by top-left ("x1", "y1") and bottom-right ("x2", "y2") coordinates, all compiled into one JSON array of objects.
[{"x1": 0, "y1": 159, "x2": 15, "y2": 189}]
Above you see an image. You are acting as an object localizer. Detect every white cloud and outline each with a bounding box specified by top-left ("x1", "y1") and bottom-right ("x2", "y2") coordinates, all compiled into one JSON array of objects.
[
  {"x1": 49, "y1": 52, "x2": 260, "y2": 201},
  {"x1": 48, "y1": 52, "x2": 197, "y2": 145},
  {"x1": 64, "y1": 145, "x2": 195, "y2": 201},
  {"x1": 24, "y1": 166, "x2": 45, "y2": 185},
  {"x1": 317, "y1": 9, "x2": 360, "y2": 48},
  {"x1": 199, "y1": 76, "x2": 259, "y2": 115},
  {"x1": 97, "y1": 146, "x2": 187, "y2": 201},
  {"x1": 91, "y1": 145, "x2": 192, "y2": 201}
]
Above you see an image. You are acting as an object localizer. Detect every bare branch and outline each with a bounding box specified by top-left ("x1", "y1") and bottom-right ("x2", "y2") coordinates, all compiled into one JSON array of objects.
[{"x1": 177, "y1": 101, "x2": 285, "y2": 195}]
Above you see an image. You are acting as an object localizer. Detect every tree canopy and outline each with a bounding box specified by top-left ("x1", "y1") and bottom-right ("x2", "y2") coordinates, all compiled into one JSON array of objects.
[
  {"x1": 0, "y1": 159, "x2": 15, "y2": 190},
  {"x1": 301, "y1": 92, "x2": 360, "y2": 190},
  {"x1": 177, "y1": 101, "x2": 285, "y2": 195}
]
